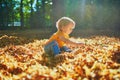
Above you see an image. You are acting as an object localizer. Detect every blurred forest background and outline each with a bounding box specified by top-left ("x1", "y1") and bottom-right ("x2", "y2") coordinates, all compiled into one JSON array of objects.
[{"x1": 0, "y1": 0, "x2": 120, "y2": 38}]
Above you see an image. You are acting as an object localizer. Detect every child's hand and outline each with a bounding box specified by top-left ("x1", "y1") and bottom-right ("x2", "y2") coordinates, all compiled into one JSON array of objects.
[{"x1": 76, "y1": 42, "x2": 84, "y2": 47}]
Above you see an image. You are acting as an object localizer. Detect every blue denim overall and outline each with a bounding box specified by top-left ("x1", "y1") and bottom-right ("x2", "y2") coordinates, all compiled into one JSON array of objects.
[{"x1": 44, "y1": 40, "x2": 72, "y2": 56}]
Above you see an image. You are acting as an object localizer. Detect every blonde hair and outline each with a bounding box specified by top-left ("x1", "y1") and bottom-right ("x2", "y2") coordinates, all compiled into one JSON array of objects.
[{"x1": 56, "y1": 17, "x2": 75, "y2": 31}]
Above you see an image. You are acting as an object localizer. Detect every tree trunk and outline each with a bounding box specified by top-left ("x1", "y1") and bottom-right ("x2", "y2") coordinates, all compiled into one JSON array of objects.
[
  {"x1": 30, "y1": 0, "x2": 33, "y2": 17},
  {"x1": 20, "y1": 0, "x2": 24, "y2": 28},
  {"x1": 0, "y1": 1, "x2": 9, "y2": 29},
  {"x1": 30, "y1": 0, "x2": 33, "y2": 28},
  {"x1": 41, "y1": 0, "x2": 46, "y2": 28}
]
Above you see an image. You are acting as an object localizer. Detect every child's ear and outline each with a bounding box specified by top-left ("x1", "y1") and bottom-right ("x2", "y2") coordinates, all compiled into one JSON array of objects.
[{"x1": 60, "y1": 26, "x2": 64, "y2": 31}]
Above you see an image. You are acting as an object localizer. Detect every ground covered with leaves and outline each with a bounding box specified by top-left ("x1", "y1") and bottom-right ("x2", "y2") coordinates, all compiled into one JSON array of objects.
[{"x1": 0, "y1": 35, "x2": 120, "y2": 80}]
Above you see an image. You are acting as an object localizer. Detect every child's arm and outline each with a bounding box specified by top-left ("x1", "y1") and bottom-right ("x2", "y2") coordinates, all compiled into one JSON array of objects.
[
  {"x1": 44, "y1": 39, "x2": 51, "y2": 46},
  {"x1": 59, "y1": 36, "x2": 84, "y2": 47}
]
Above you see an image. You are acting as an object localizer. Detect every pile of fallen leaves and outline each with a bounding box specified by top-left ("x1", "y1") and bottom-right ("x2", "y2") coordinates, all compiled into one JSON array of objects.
[
  {"x1": 0, "y1": 35, "x2": 120, "y2": 80},
  {"x1": 0, "y1": 35, "x2": 34, "y2": 47}
]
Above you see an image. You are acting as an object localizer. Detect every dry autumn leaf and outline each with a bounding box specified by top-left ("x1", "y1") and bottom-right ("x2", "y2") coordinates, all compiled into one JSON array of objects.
[{"x1": 0, "y1": 35, "x2": 120, "y2": 80}]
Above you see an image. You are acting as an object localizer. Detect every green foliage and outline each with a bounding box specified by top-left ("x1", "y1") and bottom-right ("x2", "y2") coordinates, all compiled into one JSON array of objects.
[{"x1": 0, "y1": 0, "x2": 120, "y2": 31}]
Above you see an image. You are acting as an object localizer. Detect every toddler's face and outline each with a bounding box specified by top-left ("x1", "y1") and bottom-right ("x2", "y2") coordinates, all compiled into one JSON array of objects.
[{"x1": 62, "y1": 23, "x2": 75, "y2": 35}]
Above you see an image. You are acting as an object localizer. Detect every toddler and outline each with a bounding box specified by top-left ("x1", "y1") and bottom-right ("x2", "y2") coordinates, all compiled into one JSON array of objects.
[{"x1": 44, "y1": 17, "x2": 83, "y2": 57}]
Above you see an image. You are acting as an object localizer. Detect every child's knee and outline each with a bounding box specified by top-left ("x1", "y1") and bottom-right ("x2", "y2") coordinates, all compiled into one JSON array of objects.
[{"x1": 60, "y1": 46, "x2": 72, "y2": 52}]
